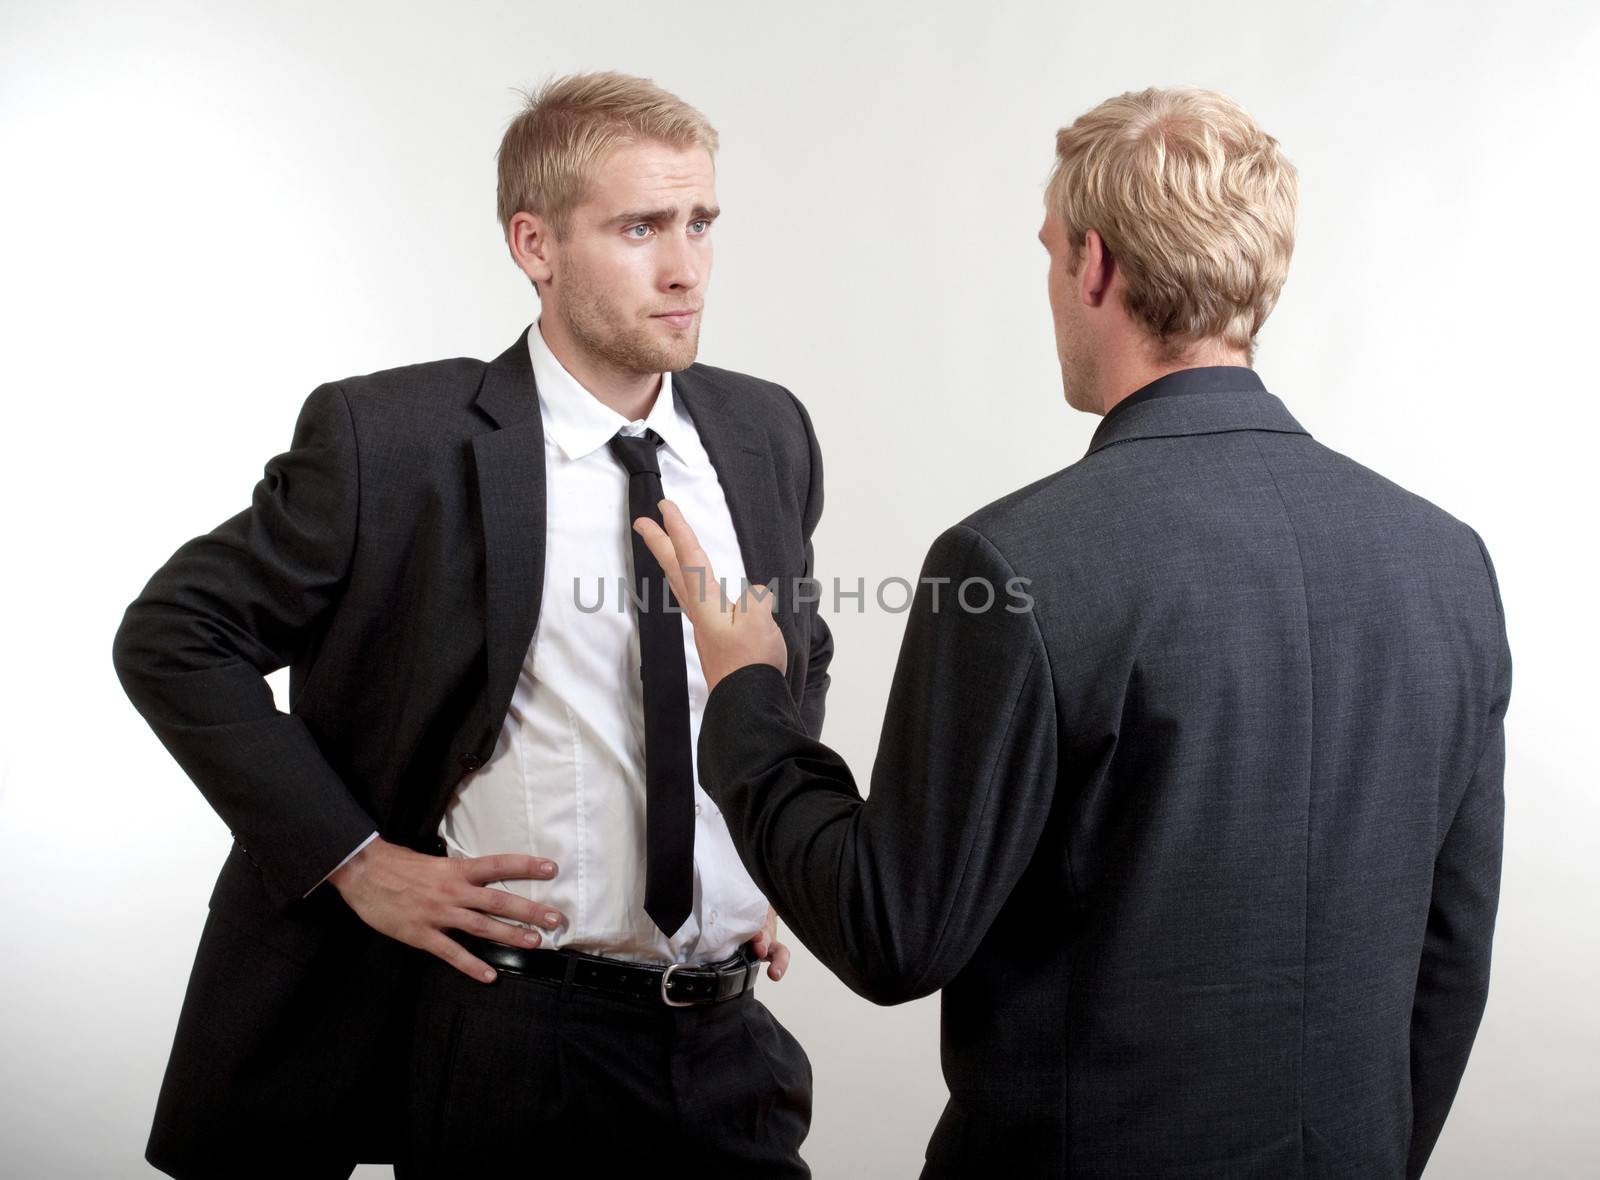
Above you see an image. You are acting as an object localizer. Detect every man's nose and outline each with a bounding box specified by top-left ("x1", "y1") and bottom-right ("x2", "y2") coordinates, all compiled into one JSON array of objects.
[{"x1": 659, "y1": 231, "x2": 701, "y2": 291}]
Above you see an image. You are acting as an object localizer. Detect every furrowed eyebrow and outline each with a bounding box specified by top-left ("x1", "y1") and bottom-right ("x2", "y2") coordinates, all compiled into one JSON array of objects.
[
  {"x1": 611, "y1": 205, "x2": 722, "y2": 227},
  {"x1": 613, "y1": 208, "x2": 676, "y2": 227}
]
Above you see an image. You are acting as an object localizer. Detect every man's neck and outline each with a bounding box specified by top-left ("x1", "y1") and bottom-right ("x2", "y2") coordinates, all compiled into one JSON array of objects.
[
  {"x1": 1097, "y1": 341, "x2": 1250, "y2": 417},
  {"x1": 537, "y1": 315, "x2": 662, "y2": 422}
]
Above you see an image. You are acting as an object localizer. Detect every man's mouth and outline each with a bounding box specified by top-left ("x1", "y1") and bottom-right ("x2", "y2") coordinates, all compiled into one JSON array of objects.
[{"x1": 652, "y1": 309, "x2": 700, "y2": 328}]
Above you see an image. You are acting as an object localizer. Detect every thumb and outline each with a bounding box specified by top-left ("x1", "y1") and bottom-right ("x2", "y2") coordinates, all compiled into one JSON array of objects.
[{"x1": 740, "y1": 582, "x2": 777, "y2": 621}]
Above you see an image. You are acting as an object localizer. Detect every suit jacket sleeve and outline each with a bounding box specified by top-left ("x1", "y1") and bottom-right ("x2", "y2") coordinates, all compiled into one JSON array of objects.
[
  {"x1": 1406, "y1": 530, "x2": 1511, "y2": 1177},
  {"x1": 699, "y1": 523, "x2": 1056, "y2": 1004},
  {"x1": 112, "y1": 381, "x2": 379, "y2": 910},
  {"x1": 786, "y1": 386, "x2": 832, "y2": 740}
]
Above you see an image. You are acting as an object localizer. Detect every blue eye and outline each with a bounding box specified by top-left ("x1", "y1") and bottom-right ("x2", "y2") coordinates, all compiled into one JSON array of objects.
[
  {"x1": 627, "y1": 224, "x2": 651, "y2": 238},
  {"x1": 689, "y1": 219, "x2": 709, "y2": 234}
]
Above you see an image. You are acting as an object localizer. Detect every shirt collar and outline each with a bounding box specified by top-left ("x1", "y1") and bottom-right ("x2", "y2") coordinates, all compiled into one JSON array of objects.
[{"x1": 525, "y1": 319, "x2": 701, "y2": 467}]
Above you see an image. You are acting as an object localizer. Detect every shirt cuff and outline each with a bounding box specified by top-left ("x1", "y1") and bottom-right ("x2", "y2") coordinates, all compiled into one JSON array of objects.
[{"x1": 302, "y1": 829, "x2": 379, "y2": 898}]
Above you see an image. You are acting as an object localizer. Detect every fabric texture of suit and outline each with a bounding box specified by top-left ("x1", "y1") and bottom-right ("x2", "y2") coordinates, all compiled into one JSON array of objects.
[
  {"x1": 111, "y1": 325, "x2": 833, "y2": 1178},
  {"x1": 698, "y1": 372, "x2": 1508, "y2": 1178}
]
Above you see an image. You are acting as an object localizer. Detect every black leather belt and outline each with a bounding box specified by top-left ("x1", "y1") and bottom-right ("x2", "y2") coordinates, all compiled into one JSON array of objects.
[{"x1": 449, "y1": 930, "x2": 761, "y2": 1007}]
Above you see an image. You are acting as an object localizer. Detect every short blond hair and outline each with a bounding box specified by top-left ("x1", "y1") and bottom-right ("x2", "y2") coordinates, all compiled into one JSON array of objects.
[
  {"x1": 1046, "y1": 87, "x2": 1298, "y2": 363},
  {"x1": 496, "y1": 71, "x2": 719, "y2": 239}
]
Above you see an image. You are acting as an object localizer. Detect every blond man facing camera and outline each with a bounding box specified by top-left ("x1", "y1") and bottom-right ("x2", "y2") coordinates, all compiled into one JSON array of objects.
[{"x1": 114, "y1": 72, "x2": 830, "y2": 1178}]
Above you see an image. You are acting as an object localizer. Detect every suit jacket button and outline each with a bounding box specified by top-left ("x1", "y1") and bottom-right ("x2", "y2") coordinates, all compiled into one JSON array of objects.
[{"x1": 459, "y1": 753, "x2": 484, "y2": 771}]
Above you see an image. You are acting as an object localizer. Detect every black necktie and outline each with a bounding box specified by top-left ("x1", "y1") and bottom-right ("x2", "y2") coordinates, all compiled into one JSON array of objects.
[{"x1": 607, "y1": 427, "x2": 694, "y2": 937}]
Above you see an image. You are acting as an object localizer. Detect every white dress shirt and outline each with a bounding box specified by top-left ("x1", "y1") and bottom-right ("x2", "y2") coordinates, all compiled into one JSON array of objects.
[{"x1": 431, "y1": 320, "x2": 770, "y2": 965}]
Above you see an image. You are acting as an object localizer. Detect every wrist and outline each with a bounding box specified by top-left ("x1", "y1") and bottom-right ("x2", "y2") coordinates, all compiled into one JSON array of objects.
[{"x1": 329, "y1": 834, "x2": 384, "y2": 893}]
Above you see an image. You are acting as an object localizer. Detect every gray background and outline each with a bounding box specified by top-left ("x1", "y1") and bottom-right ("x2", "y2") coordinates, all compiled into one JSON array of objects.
[{"x1": 2, "y1": 0, "x2": 1596, "y2": 1175}]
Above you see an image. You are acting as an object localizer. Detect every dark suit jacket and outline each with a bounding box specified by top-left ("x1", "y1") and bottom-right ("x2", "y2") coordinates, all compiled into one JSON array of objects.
[
  {"x1": 111, "y1": 325, "x2": 833, "y2": 1179},
  {"x1": 698, "y1": 370, "x2": 1509, "y2": 1178}
]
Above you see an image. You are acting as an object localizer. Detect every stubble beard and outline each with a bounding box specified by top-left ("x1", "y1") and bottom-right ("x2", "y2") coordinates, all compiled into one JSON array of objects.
[
  {"x1": 558, "y1": 264, "x2": 701, "y2": 377},
  {"x1": 1060, "y1": 317, "x2": 1099, "y2": 414},
  {"x1": 1063, "y1": 352, "x2": 1098, "y2": 413}
]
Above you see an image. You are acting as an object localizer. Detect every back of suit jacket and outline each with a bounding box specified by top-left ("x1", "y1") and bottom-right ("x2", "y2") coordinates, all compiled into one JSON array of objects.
[
  {"x1": 112, "y1": 327, "x2": 832, "y2": 1178},
  {"x1": 699, "y1": 375, "x2": 1508, "y2": 1178}
]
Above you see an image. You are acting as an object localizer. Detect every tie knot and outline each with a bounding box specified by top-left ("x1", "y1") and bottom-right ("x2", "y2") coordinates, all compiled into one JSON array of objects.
[{"x1": 608, "y1": 427, "x2": 664, "y2": 477}]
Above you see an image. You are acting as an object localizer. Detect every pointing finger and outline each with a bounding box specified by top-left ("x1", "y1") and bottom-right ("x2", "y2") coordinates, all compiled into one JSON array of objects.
[
  {"x1": 635, "y1": 500, "x2": 730, "y2": 619},
  {"x1": 632, "y1": 516, "x2": 689, "y2": 607},
  {"x1": 657, "y1": 499, "x2": 720, "y2": 605}
]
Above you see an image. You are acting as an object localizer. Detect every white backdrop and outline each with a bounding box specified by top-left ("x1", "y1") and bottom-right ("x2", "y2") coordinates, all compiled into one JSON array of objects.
[{"x1": 3, "y1": 1, "x2": 1597, "y2": 1176}]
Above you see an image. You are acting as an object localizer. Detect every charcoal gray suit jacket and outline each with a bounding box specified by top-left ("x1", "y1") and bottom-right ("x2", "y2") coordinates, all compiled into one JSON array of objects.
[
  {"x1": 111, "y1": 325, "x2": 832, "y2": 1178},
  {"x1": 698, "y1": 367, "x2": 1508, "y2": 1178}
]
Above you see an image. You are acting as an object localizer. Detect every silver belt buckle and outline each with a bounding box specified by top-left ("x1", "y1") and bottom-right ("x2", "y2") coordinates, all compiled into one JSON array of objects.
[{"x1": 660, "y1": 962, "x2": 694, "y2": 1008}]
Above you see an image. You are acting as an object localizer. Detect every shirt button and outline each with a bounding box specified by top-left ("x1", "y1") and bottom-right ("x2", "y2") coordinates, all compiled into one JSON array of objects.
[
  {"x1": 694, "y1": 803, "x2": 702, "y2": 816},
  {"x1": 709, "y1": 909, "x2": 719, "y2": 923},
  {"x1": 459, "y1": 754, "x2": 484, "y2": 771}
]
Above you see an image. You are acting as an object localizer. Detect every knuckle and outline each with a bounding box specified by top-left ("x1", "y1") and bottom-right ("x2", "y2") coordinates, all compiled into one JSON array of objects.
[{"x1": 469, "y1": 915, "x2": 497, "y2": 940}]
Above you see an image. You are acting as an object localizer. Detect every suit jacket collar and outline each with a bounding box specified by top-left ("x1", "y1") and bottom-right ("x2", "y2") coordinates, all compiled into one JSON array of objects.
[
  {"x1": 473, "y1": 327, "x2": 539, "y2": 428},
  {"x1": 1085, "y1": 373, "x2": 1310, "y2": 457}
]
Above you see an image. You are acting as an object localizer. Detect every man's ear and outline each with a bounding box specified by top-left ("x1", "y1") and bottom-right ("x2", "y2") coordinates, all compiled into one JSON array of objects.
[
  {"x1": 509, "y1": 211, "x2": 556, "y2": 290},
  {"x1": 1077, "y1": 228, "x2": 1114, "y2": 308}
]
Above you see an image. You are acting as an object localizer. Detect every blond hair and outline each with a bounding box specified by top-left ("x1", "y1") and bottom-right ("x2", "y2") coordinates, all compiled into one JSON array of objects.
[
  {"x1": 496, "y1": 71, "x2": 719, "y2": 239},
  {"x1": 1046, "y1": 87, "x2": 1298, "y2": 363}
]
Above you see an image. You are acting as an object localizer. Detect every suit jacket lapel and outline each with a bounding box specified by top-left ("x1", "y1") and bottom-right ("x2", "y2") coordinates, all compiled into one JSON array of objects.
[
  {"x1": 471, "y1": 328, "x2": 547, "y2": 732},
  {"x1": 673, "y1": 366, "x2": 800, "y2": 652}
]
